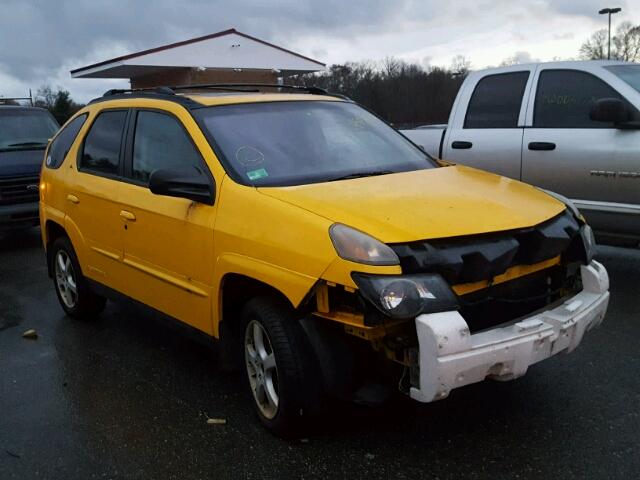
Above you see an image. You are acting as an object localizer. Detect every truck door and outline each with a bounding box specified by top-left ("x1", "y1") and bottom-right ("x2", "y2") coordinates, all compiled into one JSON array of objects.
[
  {"x1": 521, "y1": 68, "x2": 640, "y2": 238},
  {"x1": 442, "y1": 67, "x2": 534, "y2": 179}
]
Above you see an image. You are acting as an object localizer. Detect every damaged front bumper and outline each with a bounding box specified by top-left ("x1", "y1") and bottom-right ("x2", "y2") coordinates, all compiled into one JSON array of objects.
[{"x1": 410, "y1": 260, "x2": 609, "y2": 403}]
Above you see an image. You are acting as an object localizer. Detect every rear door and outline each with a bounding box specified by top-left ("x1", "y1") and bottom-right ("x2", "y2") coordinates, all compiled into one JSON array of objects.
[
  {"x1": 521, "y1": 68, "x2": 640, "y2": 237},
  {"x1": 442, "y1": 67, "x2": 534, "y2": 179},
  {"x1": 66, "y1": 109, "x2": 129, "y2": 291},
  {"x1": 118, "y1": 108, "x2": 216, "y2": 333}
]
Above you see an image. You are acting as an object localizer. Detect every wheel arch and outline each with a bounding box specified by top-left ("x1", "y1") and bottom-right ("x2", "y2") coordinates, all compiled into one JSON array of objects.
[
  {"x1": 218, "y1": 273, "x2": 294, "y2": 339},
  {"x1": 44, "y1": 219, "x2": 68, "y2": 277}
]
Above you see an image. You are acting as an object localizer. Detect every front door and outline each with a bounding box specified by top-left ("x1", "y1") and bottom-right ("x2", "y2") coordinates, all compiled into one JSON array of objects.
[
  {"x1": 118, "y1": 109, "x2": 216, "y2": 334},
  {"x1": 443, "y1": 68, "x2": 533, "y2": 179},
  {"x1": 522, "y1": 68, "x2": 640, "y2": 238}
]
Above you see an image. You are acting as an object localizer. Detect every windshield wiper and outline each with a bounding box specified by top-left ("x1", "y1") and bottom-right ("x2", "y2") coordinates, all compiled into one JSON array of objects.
[
  {"x1": 330, "y1": 170, "x2": 395, "y2": 181},
  {"x1": 7, "y1": 142, "x2": 47, "y2": 148}
]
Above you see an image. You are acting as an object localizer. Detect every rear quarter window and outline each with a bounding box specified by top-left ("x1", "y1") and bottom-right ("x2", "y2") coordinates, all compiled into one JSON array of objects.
[
  {"x1": 46, "y1": 114, "x2": 87, "y2": 169},
  {"x1": 79, "y1": 110, "x2": 128, "y2": 176}
]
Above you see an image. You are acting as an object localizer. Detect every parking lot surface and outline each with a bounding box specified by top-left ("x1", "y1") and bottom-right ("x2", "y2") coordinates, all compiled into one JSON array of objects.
[{"x1": 1, "y1": 228, "x2": 638, "y2": 480}]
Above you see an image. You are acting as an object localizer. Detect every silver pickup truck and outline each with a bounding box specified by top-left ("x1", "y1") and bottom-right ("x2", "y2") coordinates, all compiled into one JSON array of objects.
[{"x1": 402, "y1": 60, "x2": 640, "y2": 244}]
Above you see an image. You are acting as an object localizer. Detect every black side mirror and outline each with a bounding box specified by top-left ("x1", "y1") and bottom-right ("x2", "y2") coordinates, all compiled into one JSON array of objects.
[
  {"x1": 589, "y1": 98, "x2": 630, "y2": 124},
  {"x1": 149, "y1": 166, "x2": 215, "y2": 205}
]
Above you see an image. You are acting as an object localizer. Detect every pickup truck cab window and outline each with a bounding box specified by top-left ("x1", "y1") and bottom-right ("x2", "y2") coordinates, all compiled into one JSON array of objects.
[
  {"x1": 533, "y1": 69, "x2": 632, "y2": 128},
  {"x1": 80, "y1": 110, "x2": 127, "y2": 176},
  {"x1": 131, "y1": 110, "x2": 205, "y2": 184},
  {"x1": 464, "y1": 71, "x2": 529, "y2": 129},
  {"x1": 46, "y1": 114, "x2": 87, "y2": 169}
]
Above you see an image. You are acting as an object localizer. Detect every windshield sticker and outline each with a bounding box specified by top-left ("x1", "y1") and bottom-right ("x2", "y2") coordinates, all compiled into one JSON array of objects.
[
  {"x1": 236, "y1": 145, "x2": 265, "y2": 167},
  {"x1": 246, "y1": 168, "x2": 269, "y2": 181}
]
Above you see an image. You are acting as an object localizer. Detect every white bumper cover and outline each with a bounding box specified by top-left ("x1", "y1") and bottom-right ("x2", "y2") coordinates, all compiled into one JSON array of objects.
[{"x1": 410, "y1": 261, "x2": 610, "y2": 403}]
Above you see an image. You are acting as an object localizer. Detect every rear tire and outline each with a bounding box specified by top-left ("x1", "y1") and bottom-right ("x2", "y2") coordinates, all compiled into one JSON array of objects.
[
  {"x1": 241, "y1": 296, "x2": 322, "y2": 437},
  {"x1": 50, "y1": 237, "x2": 106, "y2": 319}
]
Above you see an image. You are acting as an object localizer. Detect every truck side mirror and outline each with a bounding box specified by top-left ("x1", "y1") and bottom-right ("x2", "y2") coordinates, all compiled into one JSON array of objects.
[{"x1": 589, "y1": 98, "x2": 630, "y2": 125}]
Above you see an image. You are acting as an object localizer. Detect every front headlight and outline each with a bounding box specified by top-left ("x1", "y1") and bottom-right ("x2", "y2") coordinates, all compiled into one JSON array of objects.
[
  {"x1": 352, "y1": 273, "x2": 459, "y2": 320},
  {"x1": 329, "y1": 224, "x2": 399, "y2": 266}
]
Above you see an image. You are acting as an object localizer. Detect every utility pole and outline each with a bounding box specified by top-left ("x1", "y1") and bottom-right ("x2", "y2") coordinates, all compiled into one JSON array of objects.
[{"x1": 599, "y1": 7, "x2": 622, "y2": 60}]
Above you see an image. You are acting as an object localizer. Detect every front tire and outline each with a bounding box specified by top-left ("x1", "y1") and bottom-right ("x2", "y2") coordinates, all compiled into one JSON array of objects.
[
  {"x1": 51, "y1": 237, "x2": 106, "y2": 319},
  {"x1": 241, "y1": 296, "x2": 321, "y2": 437}
]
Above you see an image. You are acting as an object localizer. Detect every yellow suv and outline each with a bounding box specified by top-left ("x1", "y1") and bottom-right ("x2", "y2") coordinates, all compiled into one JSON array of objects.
[{"x1": 40, "y1": 84, "x2": 610, "y2": 435}]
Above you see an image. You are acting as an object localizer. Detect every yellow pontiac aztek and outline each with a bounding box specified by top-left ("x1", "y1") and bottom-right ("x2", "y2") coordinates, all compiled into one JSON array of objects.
[{"x1": 40, "y1": 85, "x2": 610, "y2": 435}]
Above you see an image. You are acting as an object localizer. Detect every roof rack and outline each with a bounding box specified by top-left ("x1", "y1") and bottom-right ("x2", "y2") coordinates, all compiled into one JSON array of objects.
[
  {"x1": 100, "y1": 83, "x2": 348, "y2": 100},
  {"x1": 101, "y1": 85, "x2": 259, "y2": 97},
  {"x1": 173, "y1": 83, "x2": 350, "y2": 99},
  {"x1": 0, "y1": 92, "x2": 34, "y2": 106}
]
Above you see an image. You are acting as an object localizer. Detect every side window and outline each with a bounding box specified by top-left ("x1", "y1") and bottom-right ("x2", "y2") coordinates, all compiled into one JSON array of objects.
[
  {"x1": 131, "y1": 110, "x2": 204, "y2": 184},
  {"x1": 46, "y1": 114, "x2": 87, "y2": 169},
  {"x1": 464, "y1": 72, "x2": 529, "y2": 128},
  {"x1": 80, "y1": 110, "x2": 127, "y2": 176},
  {"x1": 534, "y1": 70, "x2": 628, "y2": 128}
]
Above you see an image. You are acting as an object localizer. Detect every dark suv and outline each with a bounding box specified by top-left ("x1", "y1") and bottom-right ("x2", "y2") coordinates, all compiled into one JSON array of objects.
[{"x1": 0, "y1": 105, "x2": 59, "y2": 229}]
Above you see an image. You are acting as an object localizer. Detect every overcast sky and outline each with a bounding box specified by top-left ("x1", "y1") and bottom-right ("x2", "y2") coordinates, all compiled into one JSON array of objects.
[{"x1": 1, "y1": 0, "x2": 638, "y2": 103}]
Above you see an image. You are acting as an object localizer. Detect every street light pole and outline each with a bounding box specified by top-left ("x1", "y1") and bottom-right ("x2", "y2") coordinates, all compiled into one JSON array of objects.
[{"x1": 599, "y1": 7, "x2": 622, "y2": 60}]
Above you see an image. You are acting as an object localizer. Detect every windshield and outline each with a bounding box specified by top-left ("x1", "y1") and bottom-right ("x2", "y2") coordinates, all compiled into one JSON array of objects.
[
  {"x1": 0, "y1": 109, "x2": 59, "y2": 151},
  {"x1": 605, "y1": 65, "x2": 640, "y2": 93},
  {"x1": 194, "y1": 100, "x2": 434, "y2": 187}
]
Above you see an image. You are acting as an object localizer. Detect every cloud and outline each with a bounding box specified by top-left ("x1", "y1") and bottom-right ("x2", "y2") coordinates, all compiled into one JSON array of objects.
[
  {"x1": 0, "y1": 0, "x2": 638, "y2": 102},
  {"x1": 545, "y1": 0, "x2": 629, "y2": 17}
]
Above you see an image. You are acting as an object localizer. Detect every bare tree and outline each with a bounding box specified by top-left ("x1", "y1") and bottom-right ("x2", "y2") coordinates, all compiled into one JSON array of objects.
[
  {"x1": 500, "y1": 51, "x2": 539, "y2": 66},
  {"x1": 450, "y1": 55, "x2": 472, "y2": 75},
  {"x1": 580, "y1": 29, "x2": 608, "y2": 60},
  {"x1": 34, "y1": 85, "x2": 83, "y2": 123},
  {"x1": 580, "y1": 23, "x2": 640, "y2": 61},
  {"x1": 381, "y1": 57, "x2": 404, "y2": 79},
  {"x1": 613, "y1": 21, "x2": 640, "y2": 62}
]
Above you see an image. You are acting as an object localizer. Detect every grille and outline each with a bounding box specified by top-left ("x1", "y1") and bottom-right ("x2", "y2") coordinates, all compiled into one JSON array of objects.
[
  {"x1": 0, "y1": 175, "x2": 40, "y2": 205},
  {"x1": 390, "y1": 210, "x2": 581, "y2": 285},
  {"x1": 458, "y1": 264, "x2": 581, "y2": 332}
]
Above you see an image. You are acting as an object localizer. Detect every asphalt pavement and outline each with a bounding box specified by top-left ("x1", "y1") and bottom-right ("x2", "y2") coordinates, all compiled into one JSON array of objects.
[{"x1": 1, "y1": 227, "x2": 638, "y2": 480}]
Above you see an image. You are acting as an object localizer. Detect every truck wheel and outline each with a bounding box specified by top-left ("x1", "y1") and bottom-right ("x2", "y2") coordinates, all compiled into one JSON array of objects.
[
  {"x1": 241, "y1": 296, "x2": 321, "y2": 437},
  {"x1": 51, "y1": 237, "x2": 106, "y2": 319}
]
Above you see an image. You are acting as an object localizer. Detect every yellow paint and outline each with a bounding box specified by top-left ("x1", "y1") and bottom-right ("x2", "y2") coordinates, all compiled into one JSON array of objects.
[
  {"x1": 39, "y1": 92, "x2": 568, "y2": 339},
  {"x1": 452, "y1": 256, "x2": 561, "y2": 296},
  {"x1": 259, "y1": 165, "x2": 565, "y2": 243},
  {"x1": 316, "y1": 284, "x2": 330, "y2": 313}
]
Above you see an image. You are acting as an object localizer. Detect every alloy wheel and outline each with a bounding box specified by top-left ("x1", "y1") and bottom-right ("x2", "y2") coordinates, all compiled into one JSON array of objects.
[
  {"x1": 244, "y1": 320, "x2": 279, "y2": 419},
  {"x1": 54, "y1": 250, "x2": 77, "y2": 309}
]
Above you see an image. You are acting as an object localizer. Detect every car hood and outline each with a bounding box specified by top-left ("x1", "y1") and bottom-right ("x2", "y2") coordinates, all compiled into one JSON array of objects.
[
  {"x1": 258, "y1": 165, "x2": 566, "y2": 244},
  {"x1": 0, "y1": 149, "x2": 44, "y2": 177}
]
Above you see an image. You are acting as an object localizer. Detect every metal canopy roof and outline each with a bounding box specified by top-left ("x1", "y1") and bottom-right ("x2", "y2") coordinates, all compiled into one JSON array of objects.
[{"x1": 71, "y1": 28, "x2": 326, "y2": 79}]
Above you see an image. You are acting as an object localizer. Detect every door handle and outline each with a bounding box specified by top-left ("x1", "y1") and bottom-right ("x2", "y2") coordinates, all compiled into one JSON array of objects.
[
  {"x1": 528, "y1": 142, "x2": 556, "y2": 151},
  {"x1": 66, "y1": 194, "x2": 79, "y2": 204},
  {"x1": 119, "y1": 210, "x2": 136, "y2": 221},
  {"x1": 451, "y1": 141, "x2": 473, "y2": 149}
]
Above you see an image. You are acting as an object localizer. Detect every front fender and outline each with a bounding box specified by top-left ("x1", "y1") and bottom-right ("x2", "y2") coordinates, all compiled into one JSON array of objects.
[{"x1": 211, "y1": 253, "x2": 319, "y2": 337}]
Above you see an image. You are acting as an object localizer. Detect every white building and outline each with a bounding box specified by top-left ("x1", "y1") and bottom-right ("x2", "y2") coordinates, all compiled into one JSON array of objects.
[{"x1": 71, "y1": 28, "x2": 326, "y2": 88}]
